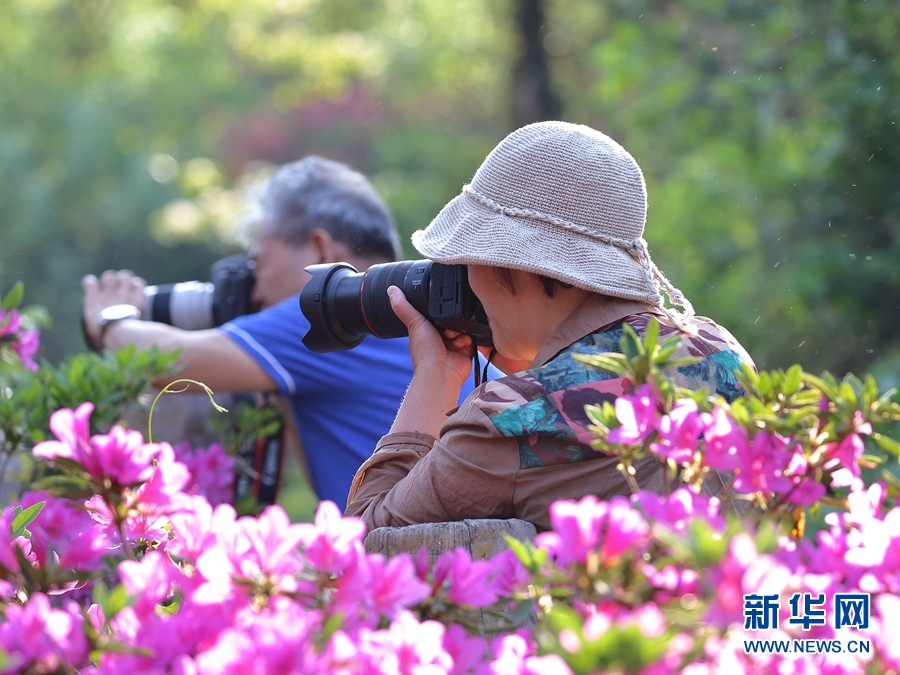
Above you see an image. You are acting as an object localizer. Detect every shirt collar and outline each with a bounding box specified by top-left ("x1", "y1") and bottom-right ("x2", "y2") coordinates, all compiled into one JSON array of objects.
[{"x1": 531, "y1": 295, "x2": 659, "y2": 368}]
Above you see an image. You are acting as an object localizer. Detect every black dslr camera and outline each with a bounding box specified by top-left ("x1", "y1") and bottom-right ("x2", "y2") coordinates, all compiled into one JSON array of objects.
[
  {"x1": 300, "y1": 260, "x2": 492, "y2": 353},
  {"x1": 144, "y1": 254, "x2": 256, "y2": 329}
]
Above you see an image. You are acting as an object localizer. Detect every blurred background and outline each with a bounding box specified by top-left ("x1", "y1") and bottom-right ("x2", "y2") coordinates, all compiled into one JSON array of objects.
[{"x1": 2, "y1": 0, "x2": 898, "y2": 376}]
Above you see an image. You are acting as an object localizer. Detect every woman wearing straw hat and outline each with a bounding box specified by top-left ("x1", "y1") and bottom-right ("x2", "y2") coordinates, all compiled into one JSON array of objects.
[{"x1": 345, "y1": 121, "x2": 754, "y2": 532}]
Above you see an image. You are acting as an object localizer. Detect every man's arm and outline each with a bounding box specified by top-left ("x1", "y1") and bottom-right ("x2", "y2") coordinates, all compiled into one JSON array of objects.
[
  {"x1": 102, "y1": 320, "x2": 277, "y2": 392},
  {"x1": 83, "y1": 269, "x2": 277, "y2": 393}
]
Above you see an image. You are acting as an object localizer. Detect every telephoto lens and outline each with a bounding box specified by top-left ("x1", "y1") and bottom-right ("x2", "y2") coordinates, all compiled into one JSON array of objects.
[
  {"x1": 144, "y1": 281, "x2": 217, "y2": 330},
  {"x1": 299, "y1": 260, "x2": 492, "y2": 353},
  {"x1": 143, "y1": 255, "x2": 256, "y2": 330}
]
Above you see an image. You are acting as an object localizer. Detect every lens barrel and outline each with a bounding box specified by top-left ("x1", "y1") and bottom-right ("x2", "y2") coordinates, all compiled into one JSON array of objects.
[{"x1": 300, "y1": 260, "x2": 492, "y2": 353}]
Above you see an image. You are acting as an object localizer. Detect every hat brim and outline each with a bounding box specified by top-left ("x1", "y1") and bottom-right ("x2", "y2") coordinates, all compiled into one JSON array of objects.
[{"x1": 412, "y1": 190, "x2": 662, "y2": 305}]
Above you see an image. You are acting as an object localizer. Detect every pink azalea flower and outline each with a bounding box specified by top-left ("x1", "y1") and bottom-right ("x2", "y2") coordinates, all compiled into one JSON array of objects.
[
  {"x1": 537, "y1": 495, "x2": 608, "y2": 567},
  {"x1": 366, "y1": 553, "x2": 432, "y2": 619},
  {"x1": 488, "y1": 548, "x2": 532, "y2": 598},
  {"x1": 650, "y1": 399, "x2": 704, "y2": 463},
  {"x1": 489, "y1": 633, "x2": 572, "y2": 675},
  {"x1": 118, "y1": 550, "x2": 177, "y2": 620},
  {"x1": 17, "y1": 491, "x2": 110, "y2": 573},
  {"x1": 443, "y1": 624, "x2": 488, "y2": 675},
  {"x1": 297, "y1": 500, "x2": 367, "y2": 575},
  {"x1": 700, "y1": 406, "x2": 748, "y2": 472},
  {"x1": 361, "y1": 611, "x2": 453, "y2": 674},
  {"x1": 193, "y1": 599, "x2": 321, "y2": 674},
  {"x1": 11, "y1": 328, "x2": 40, "y2": 371},
  {"x1": 704, "y1": 534, "x2": 792, "y2": 629},
  {"x1": 433, "y1": 548, "x2": 500, "y2": 608},
  {"x1": 175, "y1": 441, "x2": 235, "y2": 506},
  {"x1": 194, "y1": 505, "x2": 307, "y2": 606},
  {"x1": 0, "y1": 593, "x2": 89, "y2": 672},
  {"x1": 0, "y1": 307, "x2": 21, "y2": 336},
  {"x1": 873, "y1": 593, "x2": 900, "y2": 671},
  {"x1": 823, "y1": 433, "x2": 866, "y2": 489},
  {"x1": 731, "y1": 431, "x2": 793, "y2": 495},
  {"x1": 634, "y1": 488, "x2": 725, "y2": 533},
  {"x1": 0, "y1": 309, "x2": 40, "y2": 371},
  {"x1": 538, "y1": 495, "x2": 648, "y2": 568},
  {"x1": 33, "y1": 403, "x2": 101, "y2": 476},
  {"x1": 168, "y1": 496, "x2": 237, "y2": 564},
  {"x1": 606, "y1": 384, "x2": 659, "y2": 445},
  {"x1": 133, "y1": 442, "x2": 191, "y2": 508}
]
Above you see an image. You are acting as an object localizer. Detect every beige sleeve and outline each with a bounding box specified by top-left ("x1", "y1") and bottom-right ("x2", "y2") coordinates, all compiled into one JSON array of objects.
[{"x1": 344, "y1": 404, "x2": 521, "y2": 530}]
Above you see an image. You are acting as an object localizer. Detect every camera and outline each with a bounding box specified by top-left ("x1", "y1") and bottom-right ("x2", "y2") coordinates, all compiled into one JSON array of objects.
[
  {"x1": 144, "y1": 255, "x2": 256, "y2": 329},
  {"x1": 299, "y1": 260, "x2": 492, "y2": 353}
]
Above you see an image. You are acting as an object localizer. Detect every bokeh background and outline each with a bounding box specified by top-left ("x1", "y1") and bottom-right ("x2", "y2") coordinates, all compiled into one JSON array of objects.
[{"x1": 2, "y1": 1, "x2": 898, "y2": 519}]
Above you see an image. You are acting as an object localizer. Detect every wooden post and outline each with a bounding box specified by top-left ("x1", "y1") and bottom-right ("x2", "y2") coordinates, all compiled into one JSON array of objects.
[{"x1": 364, "y1": 518, "x2": 537, "y2": 563}]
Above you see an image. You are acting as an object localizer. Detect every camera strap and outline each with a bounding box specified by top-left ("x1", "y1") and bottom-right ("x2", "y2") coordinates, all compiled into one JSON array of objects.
[
  {"x1": 472, "y1": 344, "x2": 497, "y2": 388},
  {"x1": 232, "y1": 392, "x2": 285, "y2": 511}
]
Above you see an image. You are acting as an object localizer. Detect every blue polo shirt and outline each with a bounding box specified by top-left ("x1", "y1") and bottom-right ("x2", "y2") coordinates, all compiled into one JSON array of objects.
[{"x1": 220, "y1": 295, "x2": 494, "y2": 506}]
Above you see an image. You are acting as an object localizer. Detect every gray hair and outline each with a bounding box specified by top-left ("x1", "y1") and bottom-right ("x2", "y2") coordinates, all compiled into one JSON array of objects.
[{"x1": 259, "y1": 156, "x2": 402, "y2": 261}]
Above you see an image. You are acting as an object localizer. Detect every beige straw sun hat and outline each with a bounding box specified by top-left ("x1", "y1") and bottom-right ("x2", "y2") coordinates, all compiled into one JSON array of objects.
[{"x1": 411, "y1": 120, "x2": 694, "y2": 327}]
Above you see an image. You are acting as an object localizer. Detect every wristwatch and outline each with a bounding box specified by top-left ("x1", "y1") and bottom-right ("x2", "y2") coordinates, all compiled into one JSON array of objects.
[{"x1": 97, "y1": 304, "x2": 142, "y2": 347}]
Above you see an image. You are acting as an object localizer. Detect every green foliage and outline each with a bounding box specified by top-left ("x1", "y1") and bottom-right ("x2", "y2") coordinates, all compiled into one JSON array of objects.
[
  {"x1": 9, "y1": 502, "x2": 44, "y2": 539},
  {"x1": 28, "y1": 346, "x2": 180, "y2": 439}
]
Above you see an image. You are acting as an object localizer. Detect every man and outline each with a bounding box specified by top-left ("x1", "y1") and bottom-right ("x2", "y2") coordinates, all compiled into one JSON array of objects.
[{"x1": 83, "y1": 156, "x2": 418, "y2": 507}]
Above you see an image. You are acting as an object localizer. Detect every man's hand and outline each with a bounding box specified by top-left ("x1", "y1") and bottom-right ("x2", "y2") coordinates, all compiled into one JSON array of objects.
[{"x1": 82, "y1": 270, "x2": 148, "y2": 348}]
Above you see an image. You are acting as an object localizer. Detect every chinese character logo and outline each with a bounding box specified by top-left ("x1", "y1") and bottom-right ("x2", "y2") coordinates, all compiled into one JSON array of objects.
[
  {"x1": 787, "y1": 592, "x2": 827, "y2": 630},
  {"x1": 744, "y1": 593, "x2": 780, "y2": 630},
  {"x1": 834, "y1": 593, "x2": 870, "y2": 630}
]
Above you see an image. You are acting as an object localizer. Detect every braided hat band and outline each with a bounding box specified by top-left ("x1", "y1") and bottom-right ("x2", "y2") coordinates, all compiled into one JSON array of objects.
[{"x1": 411, "y1": 121, "x2": 695, "y2": 329}]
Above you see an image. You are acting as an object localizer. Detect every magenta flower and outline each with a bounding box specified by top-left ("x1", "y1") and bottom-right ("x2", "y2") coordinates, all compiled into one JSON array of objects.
[
  {"x1": 823, "y1": 433, "x2": 867, "y2": 489},
  {"x1": 700, "y1": 406, "x2": 747, "y2": 472},
  {"x1": 174, "y1": 441, "x2": 235, "y2": 506},
  {"x1": 0, "y1": 593, "x2": 89, "y2": 673},
  {"x1": 650, "y1": 399, "x2": 704, "y2": 463},
  {"x1": 297, "y1": 500, "x2": 366, "y2": 575},
  {"x1": 33, "y1": 403, "x2": 99, "y2": 475},
  {"x1": 443, "y1": 624, "x2": 488, "y2": 675},
  {"x1": 336, "y1": 551, "x2": 431, "y2": 622},
  {"x1": 0, "y1": 308, "x2": 40, "y2": 371},
  {"x1": 538, "y1": 495, "x2": 648, "y2": 568},
  {"x1": 537, "y1": 494, "x2": 608, "y2": 567},
  {"x1": 193, "y1": 598, "x2": 321, "y2": 674},
  {"x1": 606, "y1": 384, "x2": 658, "y2": 445},
  {"x1": 489, "y1": 633, "x2": 573, "y2": 675},
  {"x1": 33, "y1": 404, "x2": 157, "y2": 486},
  {"x1": 704, "y1": 534, "x2": 792, "y2": 629},
  {"x1": 167, "y1": 496, "x2": 237, "y2": 564},
  {"x1": 731, "y1": 431, "x2": 793, "y2": 495},
  {"x1": 12, "y1": 328, "x2": 40, "y2": 371},
  {"x1": 360, "y1": 611, "x2": 453, "y2": 674},
  {"x1": 17, "y1": 491, "x2": 110, "y2": 573},
  {"x1": 873, "y1": 593, "x2": 900, "y2": 671},
  {"x1": 634, "y1": 488, "x2": 724, "y2": 534},
  {"x1": 118, "y1": 550, "x2": 177, "y2": 620},
  {"x1": 194, "y1": 505, "x2": 307, "y2": 606},
  {"x1": 432, "y1": 548, "x2": 500, "y2": 608},
  {"x1": 133, "y1": 441, "x2": 191, "y2": 508}
]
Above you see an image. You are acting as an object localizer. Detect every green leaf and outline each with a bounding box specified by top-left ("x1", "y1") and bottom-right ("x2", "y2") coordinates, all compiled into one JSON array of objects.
[
  {"x1": 10, "y1": 501, "x2": 44, "y2": 538},
  {"x1": 872, "y1": 432, "x2": 900, "y2": 458},
  {"x1": 1, "y1": 282, "x2": 24, "y2": 310}
]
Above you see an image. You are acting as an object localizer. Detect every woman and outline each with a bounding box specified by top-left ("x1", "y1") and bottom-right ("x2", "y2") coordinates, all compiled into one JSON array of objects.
[{"x1": 344, "y1": 121, "x2": 753, "y2": 532}]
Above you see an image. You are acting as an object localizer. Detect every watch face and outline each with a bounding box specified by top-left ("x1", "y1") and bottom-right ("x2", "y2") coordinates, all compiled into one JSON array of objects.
[{"x1": 100, "y1": 304, "x2": 141, "y2": 322}]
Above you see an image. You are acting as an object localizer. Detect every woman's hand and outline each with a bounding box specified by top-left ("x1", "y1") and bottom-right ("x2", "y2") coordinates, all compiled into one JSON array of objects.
[{"x1": 387, "y1": 286, "x2": 474, "y2": 390}]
